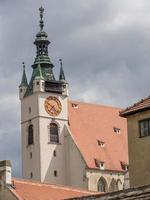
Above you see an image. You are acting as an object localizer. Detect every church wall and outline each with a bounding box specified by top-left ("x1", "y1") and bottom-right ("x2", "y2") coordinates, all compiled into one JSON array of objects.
[
  {"x1": 86, "y1": 169, "x2": 125, "y2": 192},
  {"x1": 38, "y1": 117, "x2": 67, "y2": 184},
  {"x1": 37, "y1": 92, "x2": 68, "y2": 185},
  {"x1": 64, "y1": 128, "x2": 88, "y2": 189},
  {"x1": 127, "y1": 110, "x2": 150, "y2": 187},
  {"x1": 21, "y1": 94, "x2": 41, "y2": 181}
]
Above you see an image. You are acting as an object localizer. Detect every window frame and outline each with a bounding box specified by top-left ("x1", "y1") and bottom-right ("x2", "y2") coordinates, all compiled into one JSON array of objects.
[
  {"x1": 49, "y1": 123, "x2": 59, "y2": 144},
  {"x1": 139, "y1": 118, "x2": 150, "y2": 138}
]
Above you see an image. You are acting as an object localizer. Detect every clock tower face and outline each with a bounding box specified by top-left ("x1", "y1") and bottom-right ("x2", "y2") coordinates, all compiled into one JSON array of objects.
[{"x1": 44, "y1": 96, "x2": 62, "y2": 116}]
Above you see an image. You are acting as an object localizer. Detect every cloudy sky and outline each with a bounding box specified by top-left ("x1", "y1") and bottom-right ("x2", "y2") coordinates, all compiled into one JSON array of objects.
[{"x1": 0, "y1": 0, "x2": 150, "y2": 177}]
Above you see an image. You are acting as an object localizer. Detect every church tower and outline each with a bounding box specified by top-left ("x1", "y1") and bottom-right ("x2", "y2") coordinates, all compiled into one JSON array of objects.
[{"x1": 19, "y1": 7, "x2": 69, "y2": 184}]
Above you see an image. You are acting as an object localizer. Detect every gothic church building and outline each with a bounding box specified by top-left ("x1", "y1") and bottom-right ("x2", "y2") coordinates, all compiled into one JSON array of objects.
[{"x1": 19, "y1": 7, "x2": 128, "y2": 192}]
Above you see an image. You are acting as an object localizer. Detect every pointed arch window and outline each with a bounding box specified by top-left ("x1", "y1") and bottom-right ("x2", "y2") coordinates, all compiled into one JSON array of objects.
[
  {"x1": 98, "y1": 177, "x2": 107, "y2": 192},
  {"x1": 109, "y1": 178, "x2": 119, "y2": 192},
  {"x1": 50, "y1": 123, "x2": 59, "y2": 143},
  {"x1": 28, "y1": 124, "x2": 34, "y2": 145}
]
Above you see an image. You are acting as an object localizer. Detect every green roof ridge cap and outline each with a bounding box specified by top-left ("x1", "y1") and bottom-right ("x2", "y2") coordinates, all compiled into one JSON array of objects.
[{"x1": 34, "y1": 61, "x2": 44, "y2": 80}]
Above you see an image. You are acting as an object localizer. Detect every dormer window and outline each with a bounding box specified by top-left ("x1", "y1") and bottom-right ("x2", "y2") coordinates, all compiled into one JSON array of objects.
[
  {"x1": 95, "y1": 159, "x2": 105, "y2": 170},
  {"x1": 113, "y1": 127, "x2": 121, "y2": 134},
  {"x1": 97, "y1": 140, "x2": 105, "y2": 148},
  {"x1": 72, "y1": 103, "x2": 78, "y2": 109},
  {"x1": 120, "y1": 161, "x2": 128, "y2": 171}
]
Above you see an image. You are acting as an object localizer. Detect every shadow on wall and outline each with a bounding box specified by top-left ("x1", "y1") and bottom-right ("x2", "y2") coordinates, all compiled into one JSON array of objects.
[
  {"x1": 43, "y1": 125, "x2": 88, "y2": 189},
  {"x1": 43, "y1": 125, "x2": 67, "y2": 185}
]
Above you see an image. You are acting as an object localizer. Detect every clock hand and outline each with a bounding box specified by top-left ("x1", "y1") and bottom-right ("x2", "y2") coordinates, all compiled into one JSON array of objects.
[{"x1": 50, "y1": 105, "x2": 57, "y2": 113}]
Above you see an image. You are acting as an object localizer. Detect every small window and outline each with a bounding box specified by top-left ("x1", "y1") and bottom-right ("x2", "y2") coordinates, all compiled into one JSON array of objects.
[
  {"x1": 113, "y1": 127, "x2": 121, "y2": 134},
  {"x1": 97, "y1": 140, "x2": 105, "y2": 148},
  {"x1": 30, "y1": 152, "x2": 32, "y2": 159},
  {"x1": 20, "y1": 88, "x2": 23, "y2": 93},
  {"x1": 54, "y1": 170, "x2": 57, "y2": 177},
  {"x1": 36, "y1": 81, "x2": 39, "y2": 85},
  {"x1": 29, "y1": 107, "x2": 31, "y2": 113},
  {"x1": 139, "y1": 118, "x2": 150, "y2": 137},
  {"x1": 28, "y1": 124, "x2": 34, "y2": 145},
  {"x1": 72, "y1": 103, "x2": 78, "y2": 109},
  {"x1": 95, "y1": 159, "x2": 105, "y2": 170},
  {"x1": 120, "y1": 161, "x2": 128, "y2": 171},
  {"x1": 50, "y1": 123, "x2": 59, "y2": 143},
  {"x1": 53, "y1": 150, "x2": 56, "y2": 157},
  {"x1": 30, "y1": 172, "x2": 33, "y2": 179}
]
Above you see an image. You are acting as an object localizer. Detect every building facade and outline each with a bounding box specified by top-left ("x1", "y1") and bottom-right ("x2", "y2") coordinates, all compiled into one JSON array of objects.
[
  {"x1": 121, "y1": 97, "x2": 150, "y2": 188},
  {"x1": 19, "y1": 7, "x2": 129, "y2": 192}
]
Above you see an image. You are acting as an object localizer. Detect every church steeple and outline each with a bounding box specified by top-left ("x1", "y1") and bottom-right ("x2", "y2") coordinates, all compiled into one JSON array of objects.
[{"x1": 33, "y1": 6, "x2": 53, "y2": 68}]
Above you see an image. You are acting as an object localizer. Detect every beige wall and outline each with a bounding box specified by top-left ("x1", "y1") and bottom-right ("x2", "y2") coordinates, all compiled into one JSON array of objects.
[
  {"x1": 86, "y1": 169, "x2": 125, "y2": 192},
  {"x1": 21, "y1": 88, "x2": 69, "y2": 185},
  {"x1": 127, "y1": 110, "x2": 150, "y2": 187}
]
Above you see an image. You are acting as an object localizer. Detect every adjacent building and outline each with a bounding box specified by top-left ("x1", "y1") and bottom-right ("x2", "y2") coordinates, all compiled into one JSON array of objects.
[
  {"x1": 121, "y1": 96, "x2": 150, "y2": 188},
  {"x1": 19, "y1": 7, "x2": 129, "y2": 192}
]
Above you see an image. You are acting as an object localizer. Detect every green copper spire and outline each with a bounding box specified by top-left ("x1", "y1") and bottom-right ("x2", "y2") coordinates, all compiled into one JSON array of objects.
[
  {"x1": 33, "y1": 6, "x2": 53, "y2": 67},
  {"x1": 20, "y1": 62, "x2": 28, "y2": 87},
  {"x1": 34, "y1": 59, "x2": 44, "y2": 80},
  {"x1": 59, "y1": 59, "x2": 66, "y2": 81}
]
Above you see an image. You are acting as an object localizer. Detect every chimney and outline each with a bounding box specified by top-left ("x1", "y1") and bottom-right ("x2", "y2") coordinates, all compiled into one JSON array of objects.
[{"x1": 0, "y1": 160, "x2": 12, "y2": 187}]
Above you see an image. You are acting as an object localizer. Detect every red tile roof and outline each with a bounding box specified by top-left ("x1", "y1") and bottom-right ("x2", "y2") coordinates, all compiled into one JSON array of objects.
[
  {"x1": 68, "y1": 101, "x2": 128, "y2": 172},
  {"x1": 120, "y1": 96, "x2": 150, "y2": 117},
  {"x1": 10, "y1": 179, "x2": 95, "y2": 200}
]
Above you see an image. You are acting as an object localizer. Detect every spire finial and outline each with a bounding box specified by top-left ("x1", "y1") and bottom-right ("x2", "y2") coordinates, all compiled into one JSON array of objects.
[
  {"x1": 22, "y1": 62, "x2": 25, "y2": 69},
  {"x1": 39, "y1": 6, "x2": 44, "y2": 31},
  {"x1": 59, "y1": 59, "x2": 63, "y2": 68}
]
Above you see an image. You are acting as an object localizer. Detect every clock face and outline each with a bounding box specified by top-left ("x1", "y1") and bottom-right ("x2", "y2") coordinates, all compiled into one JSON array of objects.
[{"x1": 44, "y1": 96, "x2": 62, "y2": 116}]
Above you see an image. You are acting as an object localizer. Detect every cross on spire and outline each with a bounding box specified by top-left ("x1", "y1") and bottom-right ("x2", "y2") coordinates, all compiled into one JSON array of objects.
[{"x1": 39, "y1": 6, "x2": 44, "y2": 31}]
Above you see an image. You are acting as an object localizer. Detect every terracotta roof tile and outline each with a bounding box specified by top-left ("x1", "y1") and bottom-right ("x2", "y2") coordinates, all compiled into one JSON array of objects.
[
  {"x1": 10, "y1": 179, "x2": 95, "y2": 200},
  {"x1": 120, "y1": 96, "x2": 150, "y2": 117},
  {"x1": 68, "y1": 101, "x2": 128, "y2": 172}
]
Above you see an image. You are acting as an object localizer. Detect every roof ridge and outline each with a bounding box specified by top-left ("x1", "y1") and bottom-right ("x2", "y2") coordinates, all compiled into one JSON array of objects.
[
  {"x1": 121, "y1": 95, "x2": 150, "y2": 114},
  {"x1": 69, "y1": 99, "x2": 122, "y2": 110},
  {"x1": 13, "y1": 178, "x2": 93, "y2": 194}
]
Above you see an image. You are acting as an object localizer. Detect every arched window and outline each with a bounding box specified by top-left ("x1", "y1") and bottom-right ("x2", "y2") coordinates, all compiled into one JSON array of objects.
[
  {"x1": 50, "y1": 123, "x2": 59, "y2": 143},
  {"x1": 28, "y1": 124, "x2": 34, "y2": 145},
  {"x1": 98, "y1": 177, "x2": 107, "y2": 192},
  {"x1": 109, "y1": 178, "x2": 119, "y2": 192}
]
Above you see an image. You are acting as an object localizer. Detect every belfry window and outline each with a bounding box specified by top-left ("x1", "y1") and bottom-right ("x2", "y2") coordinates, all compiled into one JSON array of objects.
[
  {"x1": 50, "y1": 123, "x2": 59, "y2": 143},
  {"x1": 28, "y1": 124, "x2": 34, "y2": 145}
]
